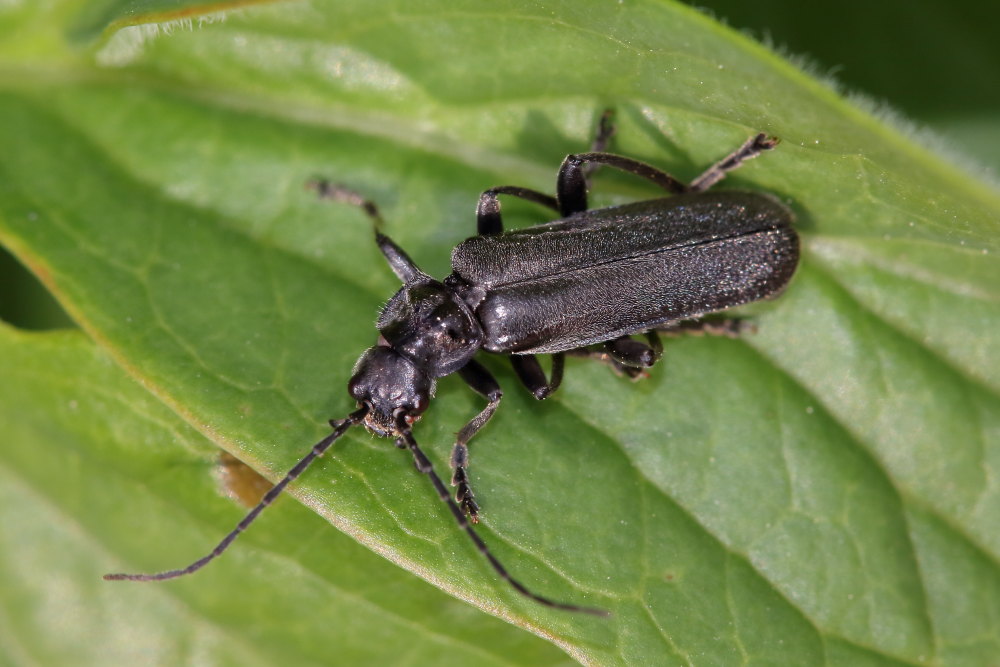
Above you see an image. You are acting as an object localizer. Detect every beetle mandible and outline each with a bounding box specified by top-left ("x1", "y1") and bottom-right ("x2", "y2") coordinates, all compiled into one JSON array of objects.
[{"x1": 106, "y1": 114, "x2": 799, "y2": 616}]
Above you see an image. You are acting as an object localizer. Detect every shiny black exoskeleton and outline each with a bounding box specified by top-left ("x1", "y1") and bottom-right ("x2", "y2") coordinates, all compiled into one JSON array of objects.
[{"x1": 106, "y1": 115, "x2": 798, "y2": 617}]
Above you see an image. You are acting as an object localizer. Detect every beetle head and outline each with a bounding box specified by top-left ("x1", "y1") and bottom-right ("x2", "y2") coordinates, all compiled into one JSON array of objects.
[
  {"x1": 378, "y1": 280, "x2": 483, "y2": 377},
  {"x1": 348, "y1": 345, "x2": 434, "y2": 436}
]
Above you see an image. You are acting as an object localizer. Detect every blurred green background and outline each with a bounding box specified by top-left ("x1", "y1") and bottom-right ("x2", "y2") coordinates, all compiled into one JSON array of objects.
[
  {"x1": 2, "y1": 0, "x2": 998, "y2": 330},
  {"x1": 689, "y1": 0, "x2": 1000, "y2": 167}
]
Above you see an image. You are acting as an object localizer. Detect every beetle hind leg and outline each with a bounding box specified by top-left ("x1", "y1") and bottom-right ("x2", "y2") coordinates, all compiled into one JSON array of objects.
[
  {"x1": 688, "y1": 133, "x2": 779, "y2": 192},
  {"x1": 605, "y1": 331, "x2": 662, "y2": 368},
  {"x1": 569, "y1": 331, "x2": 663, "y2": 380},
  {"x1": 656, "y1": 317, "x2": 750, "y2": 339}
]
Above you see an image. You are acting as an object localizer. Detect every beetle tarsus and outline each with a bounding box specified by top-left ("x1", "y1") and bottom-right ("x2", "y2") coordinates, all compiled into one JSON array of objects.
[
  {"x1": 451, "y1": 463, "x2": 480, "y2": 521},
  {"x1": 689, "y1": 133, "x2": 780, "y2": 192}
]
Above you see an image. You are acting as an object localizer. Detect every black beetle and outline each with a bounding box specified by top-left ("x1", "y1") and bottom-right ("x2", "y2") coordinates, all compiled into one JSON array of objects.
[{"x1": 106, "y1": 115, "x2": 798, "y2": 616}]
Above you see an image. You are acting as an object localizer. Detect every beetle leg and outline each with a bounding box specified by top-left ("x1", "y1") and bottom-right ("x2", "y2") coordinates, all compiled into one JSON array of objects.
[
  {"x1": 557, "y1": 131, "x2": 779, "y2": 214},
  {"x1": 657, "y1": 318, "x2": 749, "y2": 338},
  {"x1": 688, "y1": 133, "x2": 779, "y2": 192},
  {"x1": 580, "y1": 108, "x2": 617, "y2": 184},
  {"x1": 574, "y1": 320, "x2": 746, "y2": 380},
  {"x1": 568, "y1": 331, "x2": 663, "y2": 380},
  {"x1": 452, "y1": 359, "x2": 504, "y2": 521},
  {"x1": 566, "y1": 347, "x2": 648, "y2": 379},
  {"x1": 476, "y1": 186, "x2": 559, "y2": 235},
  {"x1": 476, "y1": 110, "x2": 616, "y2": 234},
  {"x1": 605, "y1": 332, "x2": 662, "y2": 368},
  {"x1": 510, "y1": 353, "x2": 565, "y2": 400},
  {"x1": 556, "y1": 152, "x2": 688, "y2": 216},
  {"x1": 589, "y1": 109, "x2": 616, "y2": 154}
]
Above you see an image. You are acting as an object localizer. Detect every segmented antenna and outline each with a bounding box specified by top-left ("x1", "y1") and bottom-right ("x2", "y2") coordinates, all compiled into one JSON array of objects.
[
  {"x1": 105, "y1": 406, "x2": 607, "y2": 616},
  {"x1": 103, "y1": 407, "x2": 368, "y2": 582}
]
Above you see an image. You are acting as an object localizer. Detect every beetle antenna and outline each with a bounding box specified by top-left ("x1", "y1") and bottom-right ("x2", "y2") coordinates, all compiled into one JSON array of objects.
[
  {"x1": 104, "y1": 407, "x2": 369, "y2": 582},
  {"x1": 394, "y1": 413, "x2": 609, "y2": 616},
  {"x1": 308, "y1": 180, "x2": 430, "y2": 287}
]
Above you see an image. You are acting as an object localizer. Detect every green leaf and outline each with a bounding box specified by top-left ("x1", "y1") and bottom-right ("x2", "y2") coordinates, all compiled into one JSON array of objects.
[
  {"x1": 1, "y1": 1, "x2": 999, "y2": 664},
  {"x1": 0, "y1": 324, "x2": 571, "y2": 666}
]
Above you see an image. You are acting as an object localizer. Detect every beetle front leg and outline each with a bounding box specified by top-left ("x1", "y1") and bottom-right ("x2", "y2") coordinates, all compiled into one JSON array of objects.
[{"x1": 452, "y1": 359, "x2": 504, "y2": 521}]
